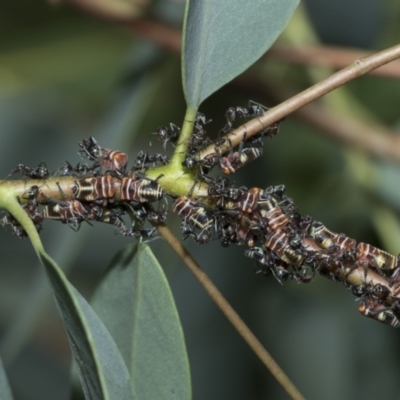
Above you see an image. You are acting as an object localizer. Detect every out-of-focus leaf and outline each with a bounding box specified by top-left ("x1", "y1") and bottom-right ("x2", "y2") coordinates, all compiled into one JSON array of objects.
[
  {"x1": 38, "y1": 251, "x2": 135, "y2": 400},
  {"x1": 0, "y1": 30, "x2": 131, "y2": 98},
  {"x1": 0, "y1": 356, "x2": 14, "y2": 400},
  {"x1": 91, "y1": 243, "x2": 191, "y2": 400},
  {"x1": 182, "y1": 0, "x2": 299, "y2": 107}
]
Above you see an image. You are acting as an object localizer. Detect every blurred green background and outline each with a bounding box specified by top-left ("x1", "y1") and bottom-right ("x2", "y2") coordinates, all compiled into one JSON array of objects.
[{"x1": 1, "y1": 0, "x2": 400, "y2": 399}]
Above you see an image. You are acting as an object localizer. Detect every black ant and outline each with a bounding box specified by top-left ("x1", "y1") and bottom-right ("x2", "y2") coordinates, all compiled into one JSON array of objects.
[
  {"x1": 133, "y1": 151, "x2": 169, "y2": 170},
  {"x1": 154, "y1": 123, "x2": 181, "y2": 150},
  {"x1": 58, "y1": 161, "x2": 99, "y2": 177},
  {"x1": 11, "y1": 161, "x2": 49, "y2": 180}
]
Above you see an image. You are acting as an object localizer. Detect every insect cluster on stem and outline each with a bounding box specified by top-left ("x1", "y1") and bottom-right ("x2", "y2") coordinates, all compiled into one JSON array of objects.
[
  {"x1": 3, "y1": 101, "x2": 400, "y2": 328},
  {"x1": 2, "y1": 137, "x2": 167, "y2": 239}
]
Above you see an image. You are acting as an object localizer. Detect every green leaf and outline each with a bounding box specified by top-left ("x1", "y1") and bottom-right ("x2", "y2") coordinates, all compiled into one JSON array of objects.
[
  {"x1": 91, "y1": 243, "x2": 191, "y2": 400},
  {"x1": 0, "y1": 357, "x2": 14, "y2": 400},
  {"x1": 38, "y1": 252, "x2": 134, "y2": 400},
  {"x1": 1, "y1": 198, "x2": 134, "y2": 400},
  {"x1": 182, "y1": 0, "x2": 299, "y2": 107}
]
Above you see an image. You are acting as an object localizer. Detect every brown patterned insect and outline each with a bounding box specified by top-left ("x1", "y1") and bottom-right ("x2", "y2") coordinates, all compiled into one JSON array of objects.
[
  {"x1": 79, "y1": 137, "x2": 128, "y2": 174},
  {"x1": 173, "y1": 196, "x2": 215, "y2": 244},
  {"x1": 72, "y1": 174, "x2": 116, "y2": 205},
  {"x1": 219, "y1": 146, "x2": 263, "y2": 175},
  {"x1": 223, "y1": 187, "x2": 262, "y2": 214},
  {"x1": 43, "y1": 184, "x2": 89, "y2": 231},
  {"x1": 358, "y1": 296, "x2": 400, "y2": 328},
  {"x1": 256, "y1": 194, "x2": 290, "y2": 231},
  {"x1": 356, "y1": 243, "x2": 399, "y2": 271},
  {"x1": 120, "y1": 176, "x2": 164, "y2": 205},
  {"x1": 85, "y1": 204, "x2": 127, "y2": 234},
  {"x1": 264, "y1": 230, "x2": 304, "y2": 267}
]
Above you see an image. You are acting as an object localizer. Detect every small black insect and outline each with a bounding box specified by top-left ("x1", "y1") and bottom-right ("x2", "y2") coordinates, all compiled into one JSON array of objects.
[{"x1": 11, "y1": 161, "x2": 49, "y2": 180}]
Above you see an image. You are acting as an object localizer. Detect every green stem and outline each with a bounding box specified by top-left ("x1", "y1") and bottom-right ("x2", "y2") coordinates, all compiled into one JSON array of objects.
[
  {"x1": 146, "y1": 106, "x2": 209, "y2": 198},
  {"x1": 0, "y1": 191, "x2": 45, "y2": 254},
  {"x1": 171, "y1": 107, "x2": 197, "y2": 165}
]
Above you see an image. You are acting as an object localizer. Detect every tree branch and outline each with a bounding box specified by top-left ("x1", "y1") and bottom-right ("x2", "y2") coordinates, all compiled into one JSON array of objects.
[
  {"x1": 197, "y1": 43, "x2": 400, "y2": 160},
  {"x1": 155, "y1": 222, "x2": 306, "y2": 400},
  {"x1": 234, "y1": 75, "x2": 400, "y2": 163}
]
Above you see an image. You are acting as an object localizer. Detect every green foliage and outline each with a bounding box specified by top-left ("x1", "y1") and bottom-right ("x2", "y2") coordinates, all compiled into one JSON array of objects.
[
  {"x1": 91, "y1": 243, "x2": 191, "y2": 400},
  {"x1": 182, "y1": 0, "x2": 299, "y2": 108},
  {"x1": 38, "y1": 251, "x2": 134, "y2": 400}
]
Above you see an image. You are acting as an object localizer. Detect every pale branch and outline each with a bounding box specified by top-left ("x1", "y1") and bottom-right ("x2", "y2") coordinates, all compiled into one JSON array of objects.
[
  {"x1": 196, "y1": 43, "x2": 400, "y2": 160},
  {"x1": 234, "y1": 75, "x2": 400, "y2": 164}
]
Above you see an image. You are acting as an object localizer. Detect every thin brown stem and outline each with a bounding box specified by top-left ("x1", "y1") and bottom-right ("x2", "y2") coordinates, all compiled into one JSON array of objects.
[
  {"x1": 155, "y1": 223, "x2": 305, "y2": 400},
  {"x1": 197, "y1": 43, "x2": 400, "y2": 159},
  {"x1": 234, "y1": 75, "x2": 400, "y2": 163}
]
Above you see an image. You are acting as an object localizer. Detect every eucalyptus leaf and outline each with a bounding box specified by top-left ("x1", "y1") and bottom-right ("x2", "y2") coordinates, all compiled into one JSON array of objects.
[
  {"x1": 38, "y1": 251, "x2": 134, "y2": 400},
  {"x1": 0, "y1": 357, "x2": 14, "y2": 400},
  {"x1": 91, "y1": 243, "x2": 191, "y2": 400},
  {"x1": 182, "y1": 0, "x2": 299, "y2": 107}
]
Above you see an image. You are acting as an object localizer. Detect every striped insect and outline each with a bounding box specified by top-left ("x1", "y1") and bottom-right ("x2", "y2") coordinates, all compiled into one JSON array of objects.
[
  {"x1": 223, "y1": 187, "x2": 262, "y2": 214},
  {"x1": 43, "y1": 184, "x2": 89, "y2": 231},
  {"x1": 264, "y1": 230, "x2": 304, "y2": 267},
  {"x1": 358, "y1": 296, "x2": 400, "y2": 328},
  {"x1": 85, "y1": 204, "x2": 127, "y2": 235},
  {"x1": 310, "y1": 221, "x2": 399, "y2": 274},
  {"x1": 310, "y1": 222, "x2": 357, "y2": 253},
  {"x1": 44, "y1": 200, "x2": 88, "y2": 231},
  {"x1": 79, "y1": 137, "x2": 128, "y2": 173},
  {"x1": 120, "y1": 175, "x2": 164, "y2": 205},
  {"x1": 217, "y1": 213, "x2": 259, "y2": 247},
  {"x1": 356, "y1": 243, "x2": 400, "y2": 271},
  {"x1": 172, "y1": 196, "x2": 215, "y2": 244},
  {"x1": 72, "y1": 174, "x2": 116, "y2": 206},
  {"x1": 219, "y1": 146, "x2": 263, "y2": 175},
  {"x1": 256, "y1": 193, "x2": 290, "y2": 231}
]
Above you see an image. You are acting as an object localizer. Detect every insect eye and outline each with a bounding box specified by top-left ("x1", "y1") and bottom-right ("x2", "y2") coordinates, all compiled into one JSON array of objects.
[
  {"x1": 91, "y1": 147, "x2": 101, "y2": 157},
  {"x1": 157, "y1": 128, "x2": 167, "y2": 140},
  {"x1": 183, "y1": 158, "x2": 194, "y2": 169}
]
